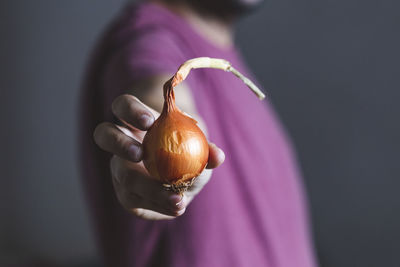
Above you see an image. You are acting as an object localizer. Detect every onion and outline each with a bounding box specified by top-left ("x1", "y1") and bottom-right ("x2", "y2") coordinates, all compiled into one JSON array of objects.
[{"x1": 142, "y1": 57, "x2": 265, "y2": 193}]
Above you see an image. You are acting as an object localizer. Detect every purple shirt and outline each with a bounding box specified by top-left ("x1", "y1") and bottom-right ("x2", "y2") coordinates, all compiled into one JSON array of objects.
[{"x1": 80, "y1": 2, "x2": 317, "y2": 267}]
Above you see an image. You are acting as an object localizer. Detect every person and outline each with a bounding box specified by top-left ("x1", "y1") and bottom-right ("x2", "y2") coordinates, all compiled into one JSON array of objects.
[{"x1": 80, "y1": 0, "x2": 317, "y2": 266}]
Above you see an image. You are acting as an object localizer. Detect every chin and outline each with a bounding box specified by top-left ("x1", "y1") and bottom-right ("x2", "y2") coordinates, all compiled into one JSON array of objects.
[
  {"x1": 232, "y1": 0, "x2": 265, "y2": 15},
  {"x1": 186, "y1": 0, "x2": 265, "y2": 19}
]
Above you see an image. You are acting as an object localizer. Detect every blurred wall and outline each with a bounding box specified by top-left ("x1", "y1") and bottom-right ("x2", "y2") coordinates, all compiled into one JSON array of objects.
[
  {"x1": 0, "y1": 0, "x2": 125, "y2": 265},
  {"x1": 237, "y1": 0, "x2": 400, "y2": 266},
  {"x1": 1, "y1": 0, "x2": 400, "y2": 266}
]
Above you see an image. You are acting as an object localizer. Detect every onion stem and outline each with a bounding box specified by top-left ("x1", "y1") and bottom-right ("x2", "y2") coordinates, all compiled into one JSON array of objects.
[{"x1": 170, "y1": 57, "x2": 266, "y2": 100}]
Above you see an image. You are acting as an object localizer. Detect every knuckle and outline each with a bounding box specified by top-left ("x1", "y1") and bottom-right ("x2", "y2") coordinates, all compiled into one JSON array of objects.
[
  {"x1": 112, "y1": 129, "x2": 126, "y2": 147},
  {"x1": 112, "y1": 94, "x2": 140, "y2": 115},
  {"x1": 111, "y1": 95, "x2": 126, "y2": 114},
  {"x1": 111, "y1": 131, "x2": 137, "y2": 159}
]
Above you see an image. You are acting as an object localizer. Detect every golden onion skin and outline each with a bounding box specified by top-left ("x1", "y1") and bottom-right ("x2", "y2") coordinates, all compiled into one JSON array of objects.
[
  {"x1": 142, "y1": 109, "x2": 209, "y2": 184},
  {"x1": 141, "y1": 57, "x2": 264, "y2": 191}
]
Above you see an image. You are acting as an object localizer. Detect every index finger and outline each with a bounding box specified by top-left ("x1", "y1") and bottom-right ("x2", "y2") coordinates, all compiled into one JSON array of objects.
[{"x1": 112, "y1": 94, "x2": 158, "y2": 131}]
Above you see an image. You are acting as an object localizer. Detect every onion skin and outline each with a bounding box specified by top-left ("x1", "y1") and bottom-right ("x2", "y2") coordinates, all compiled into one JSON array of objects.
[
  {"x1": 142, "y1": 57, "x2": 265, "y2": 189},
  {"x1": 142, "y1": 97, "x2": 209, "y2": 185}
]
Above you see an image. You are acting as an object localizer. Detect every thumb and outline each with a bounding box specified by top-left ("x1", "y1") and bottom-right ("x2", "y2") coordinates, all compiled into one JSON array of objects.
[{"x1": 206, "y1": 143, "x2": 225, "y2": 169}]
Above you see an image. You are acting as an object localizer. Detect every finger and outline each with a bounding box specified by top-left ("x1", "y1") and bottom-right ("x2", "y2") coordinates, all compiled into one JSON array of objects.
[
  {"x1": 129, "y1": 182, "x2": 188, "y2": 215},
  {"x1": 112, "y1": 94, "x2": 158, "y2": 131},
  {"x1": 110, "y1": 157, "x2": 188, "y2": 212},
  {"x1": 186, "y1": 169, "x2": 212, "y2": 194},
  {"x1": 134, "y1": 194, "x2": 187, "y2": 217},
  {"x1": 185, "y1": 143, "x2": 224, "y2": 196},
  {"x1": 130, "y1": 208, "x2": 182, "y2": 220},
  {"x1": 94, "y1": 122, "x2": 142, "y2": 162},
  {"x1": 113, "y1": 177, "x2": 186, "y2": 217},
  {"x1": 124, "y1": 175, "x2": 188, "y2": 213},
  {"x1": 206, "y1": 143, "x2": 225, "y2": 169},
  {"x1": 123, "y1": 191, "x2": 186, "y2": 217}
]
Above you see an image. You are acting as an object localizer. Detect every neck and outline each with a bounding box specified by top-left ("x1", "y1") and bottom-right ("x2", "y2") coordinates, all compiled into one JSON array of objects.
[{"x1": 153, "y1": 0, "x2": 235, "y2": 49}]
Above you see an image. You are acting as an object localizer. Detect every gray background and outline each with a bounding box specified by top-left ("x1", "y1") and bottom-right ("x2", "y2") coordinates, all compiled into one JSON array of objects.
[{"x1": 1, "y1": 0, "x2": 399, "y2": 266}]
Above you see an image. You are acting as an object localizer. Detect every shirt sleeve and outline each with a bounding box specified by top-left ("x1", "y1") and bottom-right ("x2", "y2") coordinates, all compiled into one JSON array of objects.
[
  {"x1": 125, "y1": 28, "x2": 187, "y2": 80},
  {"x1": 102, "y1": 27, "x2": 187, "y2": 102}
]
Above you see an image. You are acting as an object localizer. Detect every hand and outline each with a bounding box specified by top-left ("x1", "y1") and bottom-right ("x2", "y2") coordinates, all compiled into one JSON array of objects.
[{"x1": 93, "y1": 94, "x2": 225, "y2": 220}]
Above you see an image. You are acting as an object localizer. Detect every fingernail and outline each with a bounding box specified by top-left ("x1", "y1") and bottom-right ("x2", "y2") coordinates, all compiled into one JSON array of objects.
[
  {"x1": 168, "y1": 194, "x2": 182, "y2": 206},
  {"x1": 139, "y1": 114, "x2": 153, "y2": 129},
  {"x1": 176, "y1": 195, "x2": 187, "y2": 210},
  {"x1": 176, "y1": 208, "x2": 186, "y2": 216},
  {"x1": 127, "y1": 145, "x2": 142, "y2": 162}
]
